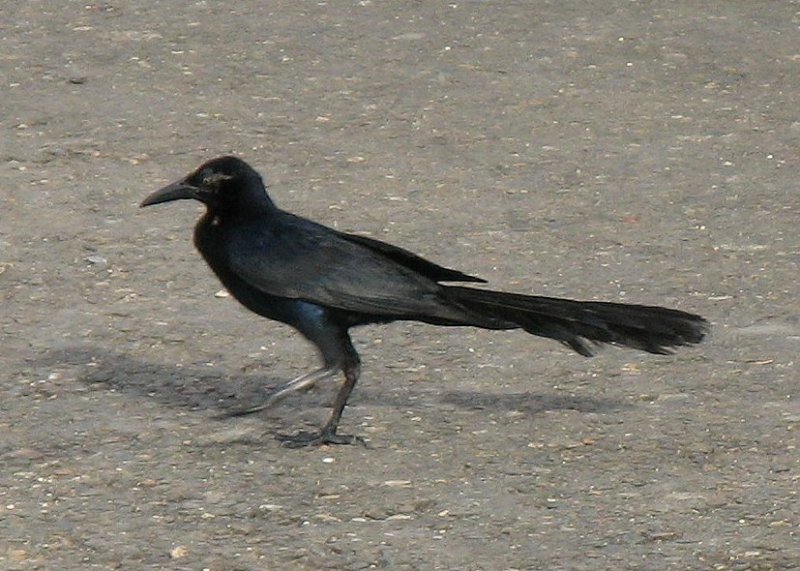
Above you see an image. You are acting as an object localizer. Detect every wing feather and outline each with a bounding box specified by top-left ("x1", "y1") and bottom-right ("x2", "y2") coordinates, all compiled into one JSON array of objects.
[{"x1": 224, "y1": 215, "x2": 457, "y2": 319}]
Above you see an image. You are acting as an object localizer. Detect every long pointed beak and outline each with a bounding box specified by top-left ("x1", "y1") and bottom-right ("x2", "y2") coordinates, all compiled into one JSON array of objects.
[{"x1": 140, "y1": 179, "x2": 198, "y2": 207}]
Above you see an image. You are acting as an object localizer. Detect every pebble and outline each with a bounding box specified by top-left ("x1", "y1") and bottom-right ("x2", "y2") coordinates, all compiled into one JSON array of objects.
[{"x1": 86, "y1": 255, "x2": 107, "y2": 266}]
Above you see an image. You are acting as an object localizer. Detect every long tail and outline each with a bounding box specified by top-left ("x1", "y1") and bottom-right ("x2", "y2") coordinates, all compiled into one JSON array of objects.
[{"x1": 444, "y1": 286, "x2": 708, "y2": 356}]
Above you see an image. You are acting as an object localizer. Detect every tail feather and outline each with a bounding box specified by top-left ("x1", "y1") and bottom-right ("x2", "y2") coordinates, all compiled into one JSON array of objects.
[{"x1": 444, "y1": 286, "x2": 708, "y2": 356}]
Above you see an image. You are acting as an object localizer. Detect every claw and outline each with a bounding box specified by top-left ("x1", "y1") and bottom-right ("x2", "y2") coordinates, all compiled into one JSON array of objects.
[
  {"x1": 219, "y1": 403, "x2": 269, "y2": 418},
  {"x1": 277, "y1": 429, "x2": 368, "y2": 448}
]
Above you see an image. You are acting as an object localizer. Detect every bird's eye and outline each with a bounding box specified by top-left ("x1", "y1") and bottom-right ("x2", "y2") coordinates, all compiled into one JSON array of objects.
[{"x1": 201, "y1": 172, "x2": 234, "y2": 188}]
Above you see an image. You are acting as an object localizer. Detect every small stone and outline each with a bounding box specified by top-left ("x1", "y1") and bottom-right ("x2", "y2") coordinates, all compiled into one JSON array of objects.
[
  {"x1": 383, "y1": 480, "x2": 412, "y2": 487},
  {"x1": 86, "y1": 255, "x2": 107, "y2": 266}
]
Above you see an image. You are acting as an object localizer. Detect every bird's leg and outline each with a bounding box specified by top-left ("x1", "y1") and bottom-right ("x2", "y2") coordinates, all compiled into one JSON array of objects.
[
  {"x1": 223, "y1": 365, "x2": 340, "y2": 417},
  {"x1": 265, "y1": 366, "x2": 340, "y2": 403},
  {"x1": 280, "y1": 360, "x2": 365, "y2": 447}
]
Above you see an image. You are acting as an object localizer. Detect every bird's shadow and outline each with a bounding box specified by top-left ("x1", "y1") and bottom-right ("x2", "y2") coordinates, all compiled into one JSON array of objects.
[
  {"x1": 33, "y1": 345, "x2": 280, "y2": 414},
  {"x1": 436, "y1": 389, "x2": 625, "y2": 416},
  {"x1": 31, "y1": 345, "x2": 628, "y2": 420}
]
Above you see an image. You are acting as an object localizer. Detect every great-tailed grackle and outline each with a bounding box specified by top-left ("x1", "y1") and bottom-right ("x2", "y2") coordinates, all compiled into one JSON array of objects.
[{"x1": 141, "y1": 156, "x2": 708, "y2": 447}]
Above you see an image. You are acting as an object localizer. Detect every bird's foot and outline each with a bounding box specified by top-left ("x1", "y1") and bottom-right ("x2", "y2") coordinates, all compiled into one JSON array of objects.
[
  {"x1": 277, "y1": 428, "x2": 367, "y2": 448},
  {"x1": 216, "y1": 402, "x2": 270, "y2": 419}
]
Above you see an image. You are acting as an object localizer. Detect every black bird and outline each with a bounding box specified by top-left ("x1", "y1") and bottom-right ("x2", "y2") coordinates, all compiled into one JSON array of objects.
[{"x1": 141, "y1": 156, "x2": 708, "y2": 447}]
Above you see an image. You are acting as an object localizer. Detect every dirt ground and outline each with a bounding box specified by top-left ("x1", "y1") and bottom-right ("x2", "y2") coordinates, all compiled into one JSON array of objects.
[{"x1": 2, "y1": 2, "x2": 798, "y2": 570}]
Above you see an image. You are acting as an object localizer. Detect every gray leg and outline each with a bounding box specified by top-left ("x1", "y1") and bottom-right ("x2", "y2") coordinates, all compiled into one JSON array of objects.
[
  {"x1": 280, "y1": 334, "x2": 366, "y2": 447},
  {"x1": 224, "y1": 365, "x2": 340, "y2": 417}
]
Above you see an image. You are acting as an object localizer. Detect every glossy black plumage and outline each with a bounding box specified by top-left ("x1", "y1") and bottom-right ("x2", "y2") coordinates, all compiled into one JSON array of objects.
[{"x1": 141, "y1": 156, "x2": 708, "y2": 446}]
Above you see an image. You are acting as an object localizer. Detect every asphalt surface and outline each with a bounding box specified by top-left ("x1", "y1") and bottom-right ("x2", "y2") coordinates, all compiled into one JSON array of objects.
[{"x1": 2, "y1": 2, "x2": 798, "y2": 570}]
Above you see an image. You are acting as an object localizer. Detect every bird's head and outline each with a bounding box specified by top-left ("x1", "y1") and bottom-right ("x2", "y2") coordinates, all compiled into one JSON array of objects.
[{"x1": 141, "y1": 156, "x2": 274, "y2": 214}]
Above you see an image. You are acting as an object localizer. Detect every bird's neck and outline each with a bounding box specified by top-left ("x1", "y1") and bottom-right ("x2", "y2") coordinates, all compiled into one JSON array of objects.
[{"x1": 204, "y1": 198, "x2": 280, "y2": 227}]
